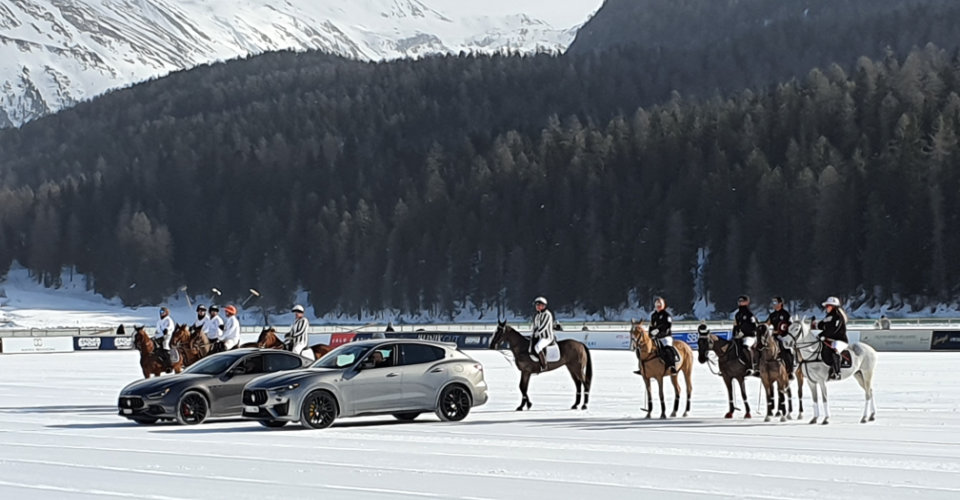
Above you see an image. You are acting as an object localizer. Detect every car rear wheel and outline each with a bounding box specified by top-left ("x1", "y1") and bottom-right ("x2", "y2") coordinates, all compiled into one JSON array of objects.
[
  {"x1": 436, "y1": 385, "x2": 471, "y2": 422},
  {"x1": 175, "y1": 391, "x2": 209, "y2": 425},
  {"x1": 300, "y1": 391, "x2": 337, "y2": 429},
  {"x1": 131, "y1": 416, "x2": 159, "y2": 425},
  {"x1": 392, "y1": 412, "x2": 421, "y2": 422},
  {"x1": 258, "y1": 419, "x2": 288, "y2": 428}
]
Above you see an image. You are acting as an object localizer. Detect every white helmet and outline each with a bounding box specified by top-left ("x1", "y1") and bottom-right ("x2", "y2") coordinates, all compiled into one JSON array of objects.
[
  {"x1": 291, "y1": 305, "x2": 305, "y2": 313},
  {"x1": 533, "y1": 296, "x2": 548, "y2": 306},
  {"x1": 821, "y1": 296, "x2": 841, "y2": 308}
]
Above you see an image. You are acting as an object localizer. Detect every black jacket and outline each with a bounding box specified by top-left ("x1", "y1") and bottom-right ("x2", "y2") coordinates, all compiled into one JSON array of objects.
[
  {"x1": 650, "y1": 310, "x2": 672, "y2": 338},
  {"x1": 816, "y1": 309, "x2": 848, "y2": 343},
  {"x1": 734, "y1": 306, "x2": 758, "y2": 338},
  {"x1": 767, "y1": 309, "x2": 791, "y2": 334}
]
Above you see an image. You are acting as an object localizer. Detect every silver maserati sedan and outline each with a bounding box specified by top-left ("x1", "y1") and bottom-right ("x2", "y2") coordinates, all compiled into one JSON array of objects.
[{"x1": 241, "y1": 339, "x2": 488, "y2": 429}]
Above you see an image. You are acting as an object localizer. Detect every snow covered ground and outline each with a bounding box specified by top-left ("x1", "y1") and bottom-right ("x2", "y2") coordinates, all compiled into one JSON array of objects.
[{"x1": 1, "y1": 349, "x2": 958, "y2": 499}]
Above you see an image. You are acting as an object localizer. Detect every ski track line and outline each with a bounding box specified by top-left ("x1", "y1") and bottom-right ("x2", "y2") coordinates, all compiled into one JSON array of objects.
[
  {"x1": 0, "y1": 441, "x2": 791, "y2": 498},
  {"x1": 0, "y1": 458, "x2": 495, "y2": 500},
  {"x1": 3, "y1": 436, "x2": 959, "y2": 493},
  {"x1": 4, "y1": 425, "x2": 959, "y2": 471},
  {"x1": 0, "y1": 479, "x2": 187, "y2": 500}
]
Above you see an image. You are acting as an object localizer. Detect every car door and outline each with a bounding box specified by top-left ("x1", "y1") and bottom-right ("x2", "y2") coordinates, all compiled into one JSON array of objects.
[
  {"x1": 340, "y1": 344, "x2": 404, "y2": 414},
  {"x1": 209, "y1": 354, "x2": 267, "y2": 415},
  {"x1": 397, "y1": 344, "x2": 448, "y2": 410}
]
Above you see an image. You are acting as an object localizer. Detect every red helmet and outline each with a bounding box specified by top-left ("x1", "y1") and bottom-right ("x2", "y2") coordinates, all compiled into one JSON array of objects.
[{"x1": 224, "y1": 305, "x2": 237, "y2": 315}]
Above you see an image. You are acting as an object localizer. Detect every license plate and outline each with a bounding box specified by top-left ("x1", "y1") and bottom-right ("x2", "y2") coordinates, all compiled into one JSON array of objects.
[
  {"x1": 122, "y1": 409, "x2": 133, "y2": 414},
  {"x1": 244, "y1": 406, "x2": 259, "y2": 413}
]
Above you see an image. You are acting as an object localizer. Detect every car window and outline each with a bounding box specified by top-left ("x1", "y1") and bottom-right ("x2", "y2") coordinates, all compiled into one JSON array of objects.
[
  {"x1": 362, "y1": 345, "x2": 396, "y2": 369},
  {"x1": 183, "y1": 353, "x2": 242, "y2": 374},
  {"x1": 399, "y1": 344, "x2": 445, "y2": 365},
  {"x1": 265, "y1": 353, "x2": 302, "y2": 372},
  {"x1": 312, "y1": 344, "x2": 373, "y2": 369},
  {"x1": 237, "y1": 354, "x2": 265, "y2": 374}
]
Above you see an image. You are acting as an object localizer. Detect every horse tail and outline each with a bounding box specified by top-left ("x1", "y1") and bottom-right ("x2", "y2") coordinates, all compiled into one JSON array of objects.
[{"x1": 583, "y1": 344, "x2": 593, "y2": 391}]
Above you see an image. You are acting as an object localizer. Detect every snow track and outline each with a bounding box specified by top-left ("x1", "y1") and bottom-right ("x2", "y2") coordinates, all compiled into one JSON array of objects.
[{"x1": 1, "y1": 351, "x2": 959, "y2": 499}]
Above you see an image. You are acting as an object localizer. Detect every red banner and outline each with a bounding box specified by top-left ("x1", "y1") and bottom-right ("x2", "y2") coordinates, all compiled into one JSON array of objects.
[{"x1": 329, "y1": 333, "x2": 356, "y2": 347}]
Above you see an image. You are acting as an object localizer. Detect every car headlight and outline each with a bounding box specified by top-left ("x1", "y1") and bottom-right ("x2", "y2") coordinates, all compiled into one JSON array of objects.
[
  {"x1": 147, "y1": 387, "x2": 171, "y2": 399},
  {"x1": 270, "y1": 383, "x2": 300, "y2": 392}
]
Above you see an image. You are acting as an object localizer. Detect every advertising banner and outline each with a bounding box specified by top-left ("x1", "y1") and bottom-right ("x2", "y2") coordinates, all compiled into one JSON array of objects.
[
  {"x1": 2, "y1": 337, "x2": 75, "y2": 354},
  {"x1": 859, "y1": 330, "x2": 932, "y2": 351},
  {"x1": 930, "y1": 331, "x2": 960, "y2": 351}
]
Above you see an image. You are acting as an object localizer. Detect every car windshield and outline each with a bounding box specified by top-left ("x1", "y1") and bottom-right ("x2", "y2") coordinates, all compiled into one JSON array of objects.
[
  {"x1": 311, "y1": 344, "x2": 373, "y2": 369},
  {"x1": 183, "y1": 353, "x2": 242, "y2": 375}
]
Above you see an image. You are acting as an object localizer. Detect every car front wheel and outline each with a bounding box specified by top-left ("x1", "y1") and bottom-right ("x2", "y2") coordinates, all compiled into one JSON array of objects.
[
  {"x1": 436, "y1": 385, "x2": 471, "y2": 422},
  {"x1": 175, "y1": 391, "x2": 209, "y2": 425},
  {"x1": 300, "y1": 391, "x2": 337, "y2": 429}
]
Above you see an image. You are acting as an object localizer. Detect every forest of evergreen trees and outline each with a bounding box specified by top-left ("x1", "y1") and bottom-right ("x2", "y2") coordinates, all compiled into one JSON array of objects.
[{"x1": 1, "y1": 1, "x2": 959, "y2": 318}]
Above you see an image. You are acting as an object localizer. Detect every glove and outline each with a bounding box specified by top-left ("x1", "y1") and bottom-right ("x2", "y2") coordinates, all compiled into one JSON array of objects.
[
  {"x1": 818, "y1": 335, "x2": 825, "y2": 341},
  {"x1": 650, "y1": 329, "x2": 659, "y2": 337}
]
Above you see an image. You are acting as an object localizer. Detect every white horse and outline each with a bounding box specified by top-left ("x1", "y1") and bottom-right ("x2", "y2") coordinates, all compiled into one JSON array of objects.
[{"x1": 789, "y1": 319, "x2": 878, "y2": 425}]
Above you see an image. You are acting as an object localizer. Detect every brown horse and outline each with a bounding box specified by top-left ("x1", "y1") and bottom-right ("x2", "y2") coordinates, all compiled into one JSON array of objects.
[
  {"x1": 177, "y1": 324, "x2": 211, "y2": 367},
  {"x1": 758, "y1": 329, "x2": 789, "y2": 422},
  {"x1": 698, "y1": 332, "x2": 752, "y2": 419},
  {"x1": 255, "y1": 327, "x2": 333, "y2": 360},
  {"x1": 489, "y1": 321, "x2": 593, "y2": 411},
  {"x1": 133, "y1": 326, "x2": 185, "y2": 378},
  {"x1": 630, "y1": 322, "x2": 693, "y2": 419}
]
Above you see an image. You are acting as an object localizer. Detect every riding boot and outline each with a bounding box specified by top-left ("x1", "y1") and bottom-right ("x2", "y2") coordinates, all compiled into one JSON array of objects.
[
  {"x1": 538, "y1": 351, "x2": 548, "y2": 372},
  {"x1": 831, "y1": 354, "x2": 842, "y2": 380},
  {"x1": 665, "y1": 348, "x2": 677, "y2": 374}
]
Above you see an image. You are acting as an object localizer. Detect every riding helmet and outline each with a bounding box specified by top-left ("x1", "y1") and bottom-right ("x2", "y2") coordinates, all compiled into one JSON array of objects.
[
  {"x1": 533, "y1": 296, "x2": 548, "y2": 306},
  {"x1": 224, "y1": 305, "x2": 237, "y2": 315},
  {"x1": 737, "y1": 295, "x2": 750, "y2": 304},
  {"x1": 208, "y1": 305, "x2": 219, "y2": 312},
  {"x1": 822, "y1": 296, "x2": 841, "y2": 308},
  {"x1": 196, "y1": 304, "x2": 206, "y2": 312},
  {"x1": 291, "y1": 304, "x2": 305, "y2": 314}
]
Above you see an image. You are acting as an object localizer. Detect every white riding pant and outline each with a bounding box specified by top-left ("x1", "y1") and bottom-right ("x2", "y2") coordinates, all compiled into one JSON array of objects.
[
  {"x1": 827, "y1": 340, "x2": 848, "y2": 352},
  {"x1": 742, "y1": 336, "x2": 756, "y2": 348},
  {"x1": 657, "y1": 336, "x2": 674, "y2": 347},
  {"x1": 534, "y1": 337, "x2": 552, "y2": 354}
]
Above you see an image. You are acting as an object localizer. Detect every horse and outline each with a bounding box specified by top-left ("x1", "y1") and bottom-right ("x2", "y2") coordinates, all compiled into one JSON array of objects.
[
  {"x1": 698, "y1": 332, "x2": 752, "y2": 419},
  {"x1": 757, "y1": 328, "x2": 790, "y2": 422},
  {"x1": 254, "y1": 327, "x2": 333, "y2": 360},
  {"x1": 790, "y1": 319, "x2": 878, "y2": 425},
  {"x1": 630, "y1": 321, "x2": 693, "y2": 419},
  {"x1": 133, "y1": 326, "x2": 184, "y2": 378},
  {"x1": 489, "y1": 321, "x2": 593, "y2": 411},
  {"x1": 176, "y1": 324, "x2": 210, "y2": 367}
]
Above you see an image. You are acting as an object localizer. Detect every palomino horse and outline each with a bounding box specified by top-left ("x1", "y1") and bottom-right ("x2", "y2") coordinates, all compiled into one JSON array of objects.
[
  {"x1": 698, "y1": 332, "x2": 752, "y2": 419},
  {"x1": 132, "y1": 326, "x2": 185, "y2": 378},
  {"x1": 630, "y1": 321, "x2": 693, "y2": 419},
  {"x1": 255, "y1": 327, "x2": 333, "y2": 360},
  {"x1": 757, "y1": 328, "x2": 789, "y2": 422},
  {"x1": 790, "y1": 320, "x2": 878, "y2": 425},
  {"x1": 489, "y1": 321, "x2": 593, "y2": 411}
]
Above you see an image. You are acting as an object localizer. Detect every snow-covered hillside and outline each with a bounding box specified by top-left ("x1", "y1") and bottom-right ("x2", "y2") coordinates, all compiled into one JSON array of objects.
[{"x1": 0, "y1": 0, "x2": 603, "y2": 127}]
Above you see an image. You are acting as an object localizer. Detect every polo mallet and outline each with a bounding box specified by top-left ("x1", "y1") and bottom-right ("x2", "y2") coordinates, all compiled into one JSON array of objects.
[
  {"x1": 241, "y1": 288, "x2": 261, "y2": 307},
  {"x1": 211, "y1": 288, "x2": 222, "y2": 301},
  {"x1": 179, "y1": 286, "x2": 191, "y2": 308}
]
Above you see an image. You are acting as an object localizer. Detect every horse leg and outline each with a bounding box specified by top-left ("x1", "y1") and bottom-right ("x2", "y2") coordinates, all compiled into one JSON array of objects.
[
  {"x1": 785, "y1": 385, "x2": 793, "y2": 420},
  {"x1": 796, "y1": 369, "x2": 804, "y2": 419},
  {"x1": 739, "y1": 378, "x2": 751, "y2": 419},
  {"x1": 778, "y1": 381, "x2": 788, "y2": 422},
  {"x1": 821, "y1": 382, "x2": 830, "y2": 425},
  {"x1": 854, "y1": 370, "x2": 876, "y2": 423},
  {"x1": 658, "y1": 378, "x2": 667, "y2": 419},
  {"x1": 670, "y1": 374, "x2": 680, "y2": 417},
  {"x1": 516, "y1": 371, "x2": 532, "y2": 411},
  {"x1": 723, "y1": 376, "x2": 735, "y2": 419},
  {"x1": 683, "y1": 367, "x2": 692, "y2": 417},
  {"x1": 763, "y1": 380, "x2": 774, "y2": 422},
  {"x1": 644, "y1": 377, "x2": 653, "y2": 419}
]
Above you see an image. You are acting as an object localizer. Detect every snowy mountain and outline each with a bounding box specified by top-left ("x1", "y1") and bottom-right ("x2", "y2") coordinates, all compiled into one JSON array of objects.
[{"x1": 0, "y1": 0, "x2": 602, "y2": 127}]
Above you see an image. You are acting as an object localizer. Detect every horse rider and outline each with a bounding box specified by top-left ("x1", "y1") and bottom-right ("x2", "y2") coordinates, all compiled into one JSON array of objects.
[
  {"x1": 285, "y1": 305, "x2": 310, "y2": 355},
  {"x1": 154, "y1": 307, "x2": 175, "y2": 369},
  {"x1": 766, "y1": 296, "x2": 795, "y2": 378},
  {"x1": 733, "y1": 295, "x2": 759, "y2": 375},
  {"x1": 649, "y1": 297, "x2": 678, "y2": 374},
  {"x1": 204, "y1": 305, "x2": 225, "y2": 352},
  {"x1": 221, "y1": 305, "x2": 241, "y2": 351},
  {"x1": 531, "y1": 296, "x2": 556, "y2": 372},
  {"x1": 193, "y1": 304, "x2": 208, "y2": 337},
  {"x1": 812, "y1": 296, "x2": 848, "y2": 380}
]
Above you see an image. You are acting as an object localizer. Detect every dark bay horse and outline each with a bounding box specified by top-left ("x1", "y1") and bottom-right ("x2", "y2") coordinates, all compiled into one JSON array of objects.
[
  {"x1": 757, "y1": 329, "x2": 789, "y2": 422},
  {"x1": 133, "y1": 326, "x2": 185, "y2": 378},
  {"x1": 254, "y1": 327, "x2": 333, "y2": 360},
  {"x1": 698, "y1": 332, "x2": 752, "y2": 419},
  {"x1": 489, "y1": 321, "x2": 593, "y2": 411},
  {"x1": 631, "y1": 322, "x2": 693, "y2": 419}
]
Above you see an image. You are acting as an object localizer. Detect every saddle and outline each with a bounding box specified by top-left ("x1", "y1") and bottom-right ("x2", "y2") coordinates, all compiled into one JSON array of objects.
[
  {"x1": 529, "y1": 342, "x2": 561, "y2": 363},
  {"x1": 820, "y1": 349, "x2": 852, "y2": 368}
]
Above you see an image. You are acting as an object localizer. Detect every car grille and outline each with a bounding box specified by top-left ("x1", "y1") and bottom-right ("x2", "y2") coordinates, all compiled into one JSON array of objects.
[
  {"x1": 243, "y1": 389, "x2": 267, "y2": 405},
  {"x1": 119, "y1": 396, "x2": 144, "y2": 409}
]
